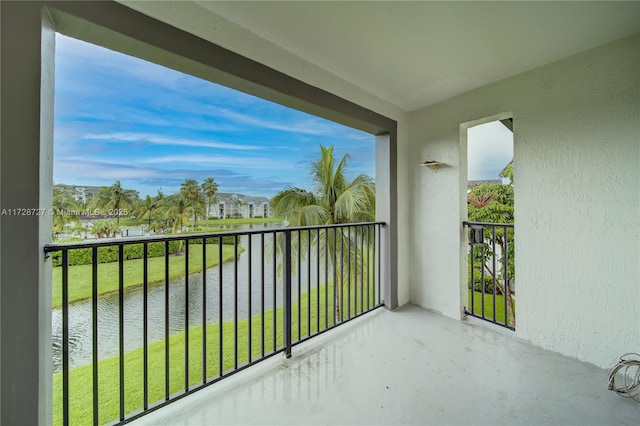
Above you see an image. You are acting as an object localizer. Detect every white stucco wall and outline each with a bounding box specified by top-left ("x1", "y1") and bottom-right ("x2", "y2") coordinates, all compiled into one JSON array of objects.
[
  {"x1": 408, "y1": 34, "x2": 640, "y2": 368},
  {"x1": 118, "y1": 1, "x2": 412, "y2": 307}
]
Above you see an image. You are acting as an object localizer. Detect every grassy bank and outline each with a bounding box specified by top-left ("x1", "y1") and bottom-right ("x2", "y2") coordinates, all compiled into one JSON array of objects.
[
  {"x1": 53, "y1": 281, "x2": 378, "y2": 425},
  {"x1": 467, "y1": 290, "x2": 513, "y2": 325},
  {"x1": 117, "y1": 217, "x2": 283, "y2": 228},
  {"x1": 203, "y1": 217, "x2": 283, "y2": 226},
  {"x1": 52, "y1": 244, "x2": 241, "y2": 308}
]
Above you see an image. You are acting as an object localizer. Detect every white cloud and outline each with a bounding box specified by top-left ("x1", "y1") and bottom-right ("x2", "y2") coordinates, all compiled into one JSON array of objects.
[
  {"x1": 57, "y1": 35, "x2": 367, "y2": 141},
  {"x1": 141, "y1": 154, "x2": 291, "y2": 170},
  {"x1": 53, "y1": 33, "x2": 374, "y2": 198},
  {"x1": 54, "y1": 159, "x2": 161, "y2": 180},
  {"x1": 83, "y1": 132, "x2": 262, "y2": 150},
  {"x1": 205, "y1": 105, "x2": 367, "y2": 139},
  {"x1": 56, "y1": 34, "x2": 186, "y2": 88},
  {"x1": 467, "y1": 121, "x2": 513, "y2": 181}
]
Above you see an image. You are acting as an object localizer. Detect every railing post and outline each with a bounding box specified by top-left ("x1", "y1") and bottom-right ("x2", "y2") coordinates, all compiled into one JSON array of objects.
[
  {"x1": 45, "y1": 222, "x2": 386, "y2": 424},
  {"x1": 61, "y1": 250, "x2": 69, "y2": 426},
  {"x1": 284, "y1": 230, "x2": 292, "y2": 358},
  {"x1": 463, "y1": 221, "x2": 515, "y2": 330}
]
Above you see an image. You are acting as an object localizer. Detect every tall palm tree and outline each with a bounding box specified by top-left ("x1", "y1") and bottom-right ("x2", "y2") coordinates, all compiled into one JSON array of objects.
[
  {"x1": 201, "y1": 177, "x2": 219, "y2": 230},
  {"x1": 271, "y1": 145, "x2": 376, "y2": 320},
  {"x1": 164, "y1": 192, "x2": 193, "y2": 234},
  {"x1": 180, "y1": 179, "x2": 203, "y2": 229},
  {"x1": 134, "y1": 195, "x2": 156, "y2": 229},
  {"x1": 271, "y1": 145, "x2": 375, "y2": 225},
  {"x1": 154, "y1": 189, "x2": 166, "y2": 217},
  {"x1": 52, "y1": 184, "x2": 80, "y2": 238},
  {"x1": 89, "y1": 181, "x2": 139, "y2": 227}
]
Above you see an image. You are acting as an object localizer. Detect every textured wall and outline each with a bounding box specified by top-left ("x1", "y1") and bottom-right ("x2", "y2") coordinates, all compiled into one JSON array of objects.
[
  {"x1": 408, "y1": 34, "x2": 640, "y2": 368},
  {"x1": 1, "y1": 2, "x2": 55, "y2": 423}
]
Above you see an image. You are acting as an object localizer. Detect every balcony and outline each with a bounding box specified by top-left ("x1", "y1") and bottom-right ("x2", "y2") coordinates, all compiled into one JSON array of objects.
[
  {"x1": 46, "y1": 222, "x2": 638, "y2": 425},
  {"x1": 46, "y1": 223, "x2": 385, "y2": 425},
  {"x1": 133, "y1": 304, "x2": 638, "y2": 425},
  {"x1": 2, "y1": 2, "x2": 639, "y2": 425}
]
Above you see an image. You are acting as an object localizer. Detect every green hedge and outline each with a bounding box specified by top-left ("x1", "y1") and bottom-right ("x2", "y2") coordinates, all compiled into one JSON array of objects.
[
  {"x1": 469, "y1": 265, "x2": 508, "y2": 293},
  {"x1": 51, "y1": 241, "x2": 183, "y2": 267},
  {"x1": 188, "y1": 235, "x2": 236, "y2": 245},
  {"x1": 51, "y1": 236, "x2": 239, "y2": 267}
]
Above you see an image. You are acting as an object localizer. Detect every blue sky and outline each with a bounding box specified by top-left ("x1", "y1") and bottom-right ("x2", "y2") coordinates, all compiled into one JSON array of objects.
[
  {"x1": 54, "y1": 34, "x2": 511, "y2": 198},
  {"x1": 53, "y1": 34, "x2": 375, "y2": 198}
]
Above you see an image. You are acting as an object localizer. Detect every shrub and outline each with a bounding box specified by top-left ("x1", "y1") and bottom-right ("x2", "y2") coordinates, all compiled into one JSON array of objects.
[
  {"x1": 178, "y1": 229, "x2": 237, "y2": 246},
  {"x1": 92, "y1": 220, "x2": 118, "y2": 238},
  {"x1": 468, "y1": 266, "x2": 511, "y2": 294},
  {"x1": 51, "y1": 241, "x2": 183, "y2": 267},
  {"x1": 55, "y1": 237, "x2": 84, "y2": 243},
  {"x1": 51, "y1": 234, "x2": 239, "y2": 267},
  {"x1": 188, "y1": 235, "x2": 237, "y2": 245}
]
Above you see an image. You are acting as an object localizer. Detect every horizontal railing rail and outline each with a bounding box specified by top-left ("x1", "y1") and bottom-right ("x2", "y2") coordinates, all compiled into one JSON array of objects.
[
  {"x1": 463, "y1": 220, "x2": 515, "y2": 227},
  {"x1": 45, "y1": 222, "x2": 385, "y2": 425},
  {"x1": 43, "y1": 221, "x2": 384, "y2": 251},
  {"x1": 462, "y1": 221, "x2": 515, "y2": 330}
]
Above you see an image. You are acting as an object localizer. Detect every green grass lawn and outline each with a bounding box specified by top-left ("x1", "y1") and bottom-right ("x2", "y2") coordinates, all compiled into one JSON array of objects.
[
  {"x1": 116, "y1": 218, "x2": 147, "y2": 227},
  {"x1": 52, "y1": 244, "x2": 240, "y2": 308},
  {"x1": 202, "y1": 217, "x2": 283, "y2": 226},
  {"x1": 52, "y1": 215, "x2": 285, "y2": 308},
  {"x1": 467, "y1": 290, "x2": 514, "y2": 326},
  {"x1": 117, "y1": 217, "x2": 283, "y2": 228},
  {"x1": 53, "y1": 280, "x2": 379, "y2": 425}
]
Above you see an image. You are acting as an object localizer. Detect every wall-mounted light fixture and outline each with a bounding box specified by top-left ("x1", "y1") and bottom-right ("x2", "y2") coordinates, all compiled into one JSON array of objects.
[
  {"x1": 420, "y1": 160, "x2": 446, "y2": 172},
  {"x1": 468, "y1": 225, "x2": 485, "y2": 246}
]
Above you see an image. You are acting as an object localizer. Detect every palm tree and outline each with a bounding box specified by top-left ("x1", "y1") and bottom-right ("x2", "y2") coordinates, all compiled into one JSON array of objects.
[
  {"x1": 52, "y1": 184, "x2": 80, "y2": 238},
  {"x1": 134, "y1": 195, "x2": 156, "y2": 229},
  {"x1": 154, "y1": 189, "x2": 167, "y2": 217},
  {"x1": 271, "y1": 145, "x2": 376, "y2": 320},
  {"x1": 271, "y1": 145, "x2": 375, "y2": 225},
  {"x1": 164, "y1": 192, "x2": 193, "y2": 234},
  {"x1": 91, "y1": 219, "x2": 119, "y2": 238},
  {"x1": 89, "y1": 181, "x2": 139, "y2": 227},
  {"x1": 201, "y1": 177, "x2": 219, "y2": 230},
  {"x1": 180, "y1": 179, "x2": 203, "y2": 229}
]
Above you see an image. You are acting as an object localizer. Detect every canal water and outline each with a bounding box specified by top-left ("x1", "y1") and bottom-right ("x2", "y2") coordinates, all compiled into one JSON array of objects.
[{"x1": 51, "y1": 225, "x2": 325, "y2": 373}]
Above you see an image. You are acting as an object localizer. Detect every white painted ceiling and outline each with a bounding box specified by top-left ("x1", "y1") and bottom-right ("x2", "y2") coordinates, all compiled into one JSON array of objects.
[{"x1": 193, "y1": 1, "x2": 639, "y2": 111}]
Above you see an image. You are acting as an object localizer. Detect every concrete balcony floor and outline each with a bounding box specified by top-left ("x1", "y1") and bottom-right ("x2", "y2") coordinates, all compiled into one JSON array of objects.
[{"x1": 135, "y1": 304, "x2": 639, "y2": 425}]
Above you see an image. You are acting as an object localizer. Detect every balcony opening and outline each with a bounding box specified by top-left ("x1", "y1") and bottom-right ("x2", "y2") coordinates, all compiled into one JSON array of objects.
[
  {"x1": 50, "y1": 32, "x2": 381, "y2": 425},
  {"x1": 464, "y1": 118, "x2": 515, "y2": 329}
]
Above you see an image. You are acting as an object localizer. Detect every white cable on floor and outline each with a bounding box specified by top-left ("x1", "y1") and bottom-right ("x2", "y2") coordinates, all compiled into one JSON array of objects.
[{"x1": 608, "y1": 353, "x2": 640, "y2": 403}]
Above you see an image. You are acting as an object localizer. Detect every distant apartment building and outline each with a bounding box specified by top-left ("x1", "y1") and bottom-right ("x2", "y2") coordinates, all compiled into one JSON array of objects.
[
  {"x1": 216, "y1": 193, "x2": 271, "y2": 219},
  {"x1": 57, "y1": 183, "x2": 103, "y2": 205}
]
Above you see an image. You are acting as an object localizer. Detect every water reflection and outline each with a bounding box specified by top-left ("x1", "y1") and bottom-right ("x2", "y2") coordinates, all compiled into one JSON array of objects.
[{"x1": 51, "y1": 230, "x2": 323, "y2": 373}]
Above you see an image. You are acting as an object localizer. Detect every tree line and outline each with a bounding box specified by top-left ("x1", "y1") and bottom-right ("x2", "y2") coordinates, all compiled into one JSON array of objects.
[
  {"x1": 53, "y1": 177, "x2": 219, "y2": 238},
  {"x1": 55, "y1": 144, "x2": 376, "y2": 322}
]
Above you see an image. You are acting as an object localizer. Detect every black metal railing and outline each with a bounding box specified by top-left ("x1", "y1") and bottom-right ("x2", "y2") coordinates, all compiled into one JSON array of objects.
[
  {"x1": 44, "y1": 222, "x2": 385, "y2": 425},
  {"x1": 463, "y1": 221, "x2": 515, "y2": 330}
]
